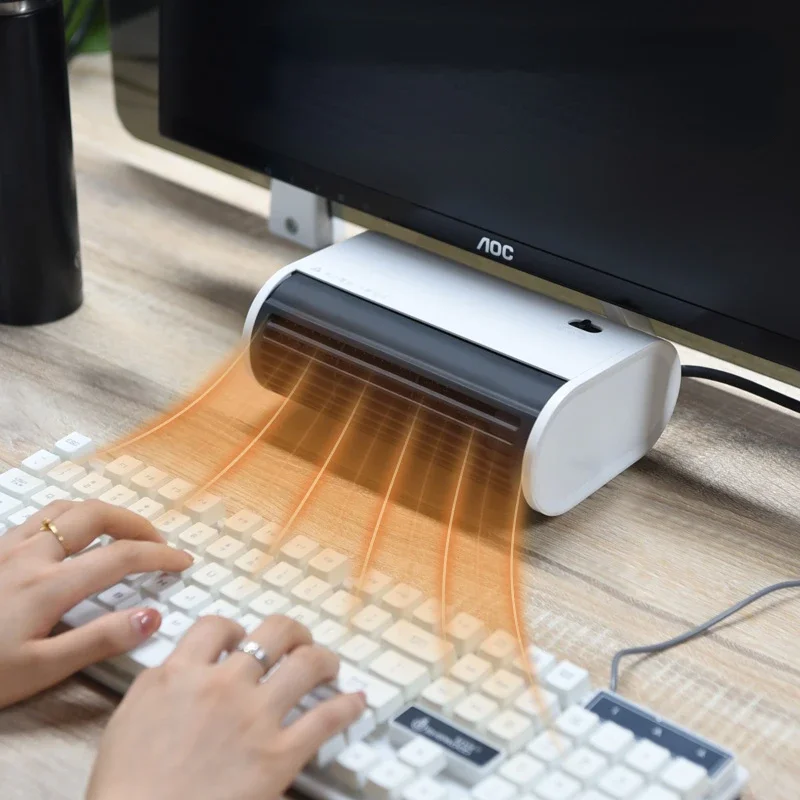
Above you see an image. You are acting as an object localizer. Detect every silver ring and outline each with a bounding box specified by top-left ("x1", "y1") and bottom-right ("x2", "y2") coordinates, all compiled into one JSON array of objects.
[{"x1": 235, "y1": 640, "x2": 270, "y2": 675}]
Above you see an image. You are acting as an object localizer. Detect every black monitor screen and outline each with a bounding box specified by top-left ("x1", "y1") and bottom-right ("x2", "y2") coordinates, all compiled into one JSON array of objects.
[{"x1": 160, "y1": 2, "x2": 800, "y2": 371}]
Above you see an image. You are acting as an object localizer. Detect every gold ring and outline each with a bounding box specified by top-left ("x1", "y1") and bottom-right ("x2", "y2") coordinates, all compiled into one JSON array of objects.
[{"x1": 41, "y1": 518, "x2": 71, "y2": 557}]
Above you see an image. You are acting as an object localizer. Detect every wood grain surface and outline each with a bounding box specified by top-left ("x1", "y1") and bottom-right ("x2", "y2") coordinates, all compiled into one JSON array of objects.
[{"x1": 0, "y1": 55, "x2": 798, "y2": 799}]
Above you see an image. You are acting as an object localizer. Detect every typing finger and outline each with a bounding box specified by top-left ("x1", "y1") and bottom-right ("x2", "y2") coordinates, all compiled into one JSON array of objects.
[
  {"x1": 260, "y1": 644, "x2": 339, "y2": 720},
  {"x1": 169, "y1": 615, "x2": 244, "y2": 665},
  {"x1": 280, "y1": 692, "x2": 366, "y2": 770},
  {"x1": 31, "y1": 500, "x2": 166, "y2": 560},
  {"x1": 0, "y1": 500, "x2": 74, "y2": 549},
  {"x1": 25, "y1": 606, "x2": 164, "y2": 694},
  {"x1": 47, "y1": 540, "x2": 192, "y2": 612}
]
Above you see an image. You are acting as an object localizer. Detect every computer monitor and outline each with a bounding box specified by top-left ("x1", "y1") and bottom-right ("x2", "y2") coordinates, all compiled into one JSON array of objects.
[{"x1": 113, "y1": 2, "x2": 800, "y2": 380}]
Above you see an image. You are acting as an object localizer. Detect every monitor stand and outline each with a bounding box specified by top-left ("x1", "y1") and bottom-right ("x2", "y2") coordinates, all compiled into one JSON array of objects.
[{"x1": 268, "y1": 179, "x2": 334, "y2": 250}]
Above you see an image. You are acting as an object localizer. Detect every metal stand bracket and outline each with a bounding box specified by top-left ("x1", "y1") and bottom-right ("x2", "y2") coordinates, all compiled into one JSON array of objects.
[{"x1": 268, "y1": 179, "x2": 334, "y2": 250}]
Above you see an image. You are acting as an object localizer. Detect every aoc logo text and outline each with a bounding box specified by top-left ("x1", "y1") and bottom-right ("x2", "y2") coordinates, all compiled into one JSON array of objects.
[{"x1": 477, "y1": 237, "x2": 514, "y2": 261}]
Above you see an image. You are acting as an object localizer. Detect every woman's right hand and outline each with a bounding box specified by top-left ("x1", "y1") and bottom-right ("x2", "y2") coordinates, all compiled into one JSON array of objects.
[{"x1": 87, "y1": 614, "x2": 366, "y2": 800}]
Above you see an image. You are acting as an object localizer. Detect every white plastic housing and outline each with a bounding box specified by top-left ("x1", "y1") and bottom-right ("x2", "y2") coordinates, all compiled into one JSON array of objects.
[{"x1": 245, "y1": 232, "x2": 681, "y2": 515}]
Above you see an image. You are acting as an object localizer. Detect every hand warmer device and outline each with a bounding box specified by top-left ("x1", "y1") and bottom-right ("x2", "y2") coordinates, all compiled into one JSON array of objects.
[{"x1": 244, "y1": 232, "x2": 680, "y2": 516}]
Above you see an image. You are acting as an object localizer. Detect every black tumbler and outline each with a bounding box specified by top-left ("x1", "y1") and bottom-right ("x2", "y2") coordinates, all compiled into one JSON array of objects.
[{"x1": 0, "y1": 0, "x2": 82, "y2": 326}]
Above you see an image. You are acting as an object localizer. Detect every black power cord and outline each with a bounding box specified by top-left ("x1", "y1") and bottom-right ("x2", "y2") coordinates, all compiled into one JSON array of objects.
[{"x1": 681, "y1": 365, "x2": 800, "y2": 414}]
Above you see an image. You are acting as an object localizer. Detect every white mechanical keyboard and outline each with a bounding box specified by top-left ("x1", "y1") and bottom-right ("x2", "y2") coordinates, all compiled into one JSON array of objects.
[{"x1": 0, "y1": 433, "x2": 749, "y2": 800}]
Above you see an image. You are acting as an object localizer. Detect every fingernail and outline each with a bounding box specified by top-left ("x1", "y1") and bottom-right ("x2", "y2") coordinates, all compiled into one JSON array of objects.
[
  {"x1": 356, "y1": 691, "x2": 367, "y2": 706},
  {"x1": 131, "y1": 609, "x2": 161, "y2": 637}
]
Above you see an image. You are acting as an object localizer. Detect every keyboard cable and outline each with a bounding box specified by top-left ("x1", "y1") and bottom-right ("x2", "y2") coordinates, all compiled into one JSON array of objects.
[{"x1": 609, "y1": 366, "x2": 799, "y2": 690}]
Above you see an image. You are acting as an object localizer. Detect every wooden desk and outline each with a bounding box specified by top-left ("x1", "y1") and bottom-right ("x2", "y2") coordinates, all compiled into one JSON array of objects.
[{"x1": 1, "y1": 55, "x2": 799, "y2": 799}]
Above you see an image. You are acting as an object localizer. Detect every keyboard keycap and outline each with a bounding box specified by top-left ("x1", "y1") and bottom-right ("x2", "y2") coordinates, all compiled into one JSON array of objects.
[
  {"x1": 659, "y1": 757, "x2": 709, "y2": 800},
  {"x1": 31, "y1": 485, "x2": 72, "y2": 507},
  {"x1": 637, "y1": 788, "x2": 682, "y2": 800},
  {"x1": 104, "y1": 455, "x2": 145, "y2": 486},
  {"x1": 280, "y1": 533, "x2": 319, "y2": 565},
  {"x1": 184, "y1": 491, "x2": 225, "y2": 525},
  {"x1": 160, "y1": 611, "x2": 195, "y2": 639},
  {"x1": 369, "y1": 650, "x2": 430, "y2": 700},
  {"x1": 127, "y1": 636, "x2": 175, "y2": 669},
  {"x1": 588, "y1": 722, "x2": 635, "y2": 762},
  {"x1": 353, "y1": 604, "x2": 394, "y2": 636},
  {"x1": 511, "y1": 645, "x2": 557, "y2": 679},
  {"x1": 331, "y1": 741, "x2": 381, "y2": 791},
  {"x1": 481, "y1": 668, "x2": 525, "y2": 706},
  {"x1": 401, "y1": 776, "x2": 448, "y2": 800},
  {"x1": 97, "y1": 583, "x2": 141, "y2": 610},
  {"x1": 382, "y1": 620, "x2": 455, "y2": 676},
  {"x1": 453, "y1": 693, "x2": 499, "y2": 732},
  {"x1": 224, "y1": 509, "x2": 264, "y2": 540},
  {"x1": 0, "y1": 491, "x2": 23, "y2": 521},
  {"x1": 7, "y1": 506, "x2": 38, "y2": 527},
  {"x1": 555, "y1": 706, "x2": 600, "y2": 743},
  {"x1": 141, "y1": 572, "x2": 185, "y2": 601},
  {"x1": 335, "y1": 663, "x2": 403, "y2": 723},
  {"x1": 54, "y1": 432, "x2": 94, "y2": 460},
  {"x1": 198, "y1": 598, "x2": 239, "y2": 619},
  {"x1": 311, "y1": 619, "x2": 349, "y2": 651},
  {"x1": 98, "y1": 485, "x2": 139, "y2": 508},
  {"x1": 72, "y1": 472, "x2": 112, "y2": 499},
  {"x1": 514, "y1": 686, "x2": 561, "y2": 725},
  {"x1": 412, "y1": 598, "x2": 442, "y2": 631},
  {"x1": 532, "y1": 770, "x2": 582, "y2": 800},
  {"x1": 21, "y1": 450, "x2": 61, "y2": 477},
  {"x1": 290, "y1": 575, "x2": 333, "y2": 608},
  {"x1": 347, "y1": 707, "x2": 377, "y2": 743},
  {"x1": 446, "y1": 612, "x2": 487, "y2": 655},
  {"x1": 390, "y1": 705, "x2": 504, "y2": 786},
  {"x1": 262, "y1": 560, "x2": 303, "y2": 591},
  {"x1": 62, "y1": 599, "x2": 106, "y2": 627},
  {"x1": 562, "y1": 747, "x2": 608, "y2": 784},
  {"x1": 354, "y1": 569, "x2": 393, "y2": 602},
  {"x1": 382, "y1": 583, "x2": 423, "y2": 617},
  {"x1": 450, "y1": 653, "x2": 493, "y2": 688},
  {"x1": 527, "y1": 730, "x2": 572, "y2": 764},
  {"x1": 314, "y1": 732, "x2": 347, "y2": 769},
  {"x1": 321, "y1": 589, "x2": 363, "y2": 621},
  {"x1": 251, "y1": 523, "x2": 278, "y2": 549},
  {"x1": 170, "y1": 585, "x2": 212, "y2": 614},
  {"x1": 308, "y1": 547, "x2": 351, "y2": 585},
  {"x1": 233, "y1": 547, "x2": 274, "y2": 577},
  {"x1": 157, "y1": 477, "x2": 195, "y2": 509},
  {"x1": 128, "y1": 496, "x2": 166, "y2": 521},
  {"x1": 471, "y1": 775, "x2": 516, "y2": 800},
  {"x1": 339, "y1": 634, "x2": 382, "y2": 667},
  {"x1": 0, "y1": 468, "x2": 45, "y2": 499},
  {"x1": 398, "y1": 736, "x2": 447, "y2": 776},
  {"x1": 205, "y1": 535, "x2": 246, "y2": 566},
  {"x1": 364, "y1": 759, "x2": 415, "y2": 800},
  {"x1": 130, "y1": 465, "x2": 170, "y2": 496},
  {"x1": 596, "y1": 764, "x2": 645, "y2": 798},
  {"x1": 544, "y1": 661, "x2": 592, "y2": 707},
  {"x1": 486, "y1": 708, "x2": 536, "y2": 752},
  {"x1": 478, "y1": 630, "x2": 517, "y2": 666},
  {"x1": 47, "y1": 461, "x2": 87, "y2": 489},
  {"x1": 249, "y1": 590, "x2": 290, "y2": 617},
  {"x1": 624, "y1": 739, "x2": 671, "y2": 777},
  {"x1": 220, "y1": 576, "x2": 260, "y2": 606},
  {"x1": 178, "y1": 522, "x2": 219, "y2": 552},
  {"x1": 191, "y1": 562, "x2": 233, "y2": 593},
  {"x1": 421, "y1": 676, "x2": 465, "y2": 714},
  {"x1": 498, "y1": 753, "x2": 546, "y2": 790}
]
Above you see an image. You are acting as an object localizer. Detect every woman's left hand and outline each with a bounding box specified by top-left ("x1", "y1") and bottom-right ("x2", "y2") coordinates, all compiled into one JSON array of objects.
[{"x1": 0, "y1": 499, "x2": 192, "y2": 709}]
